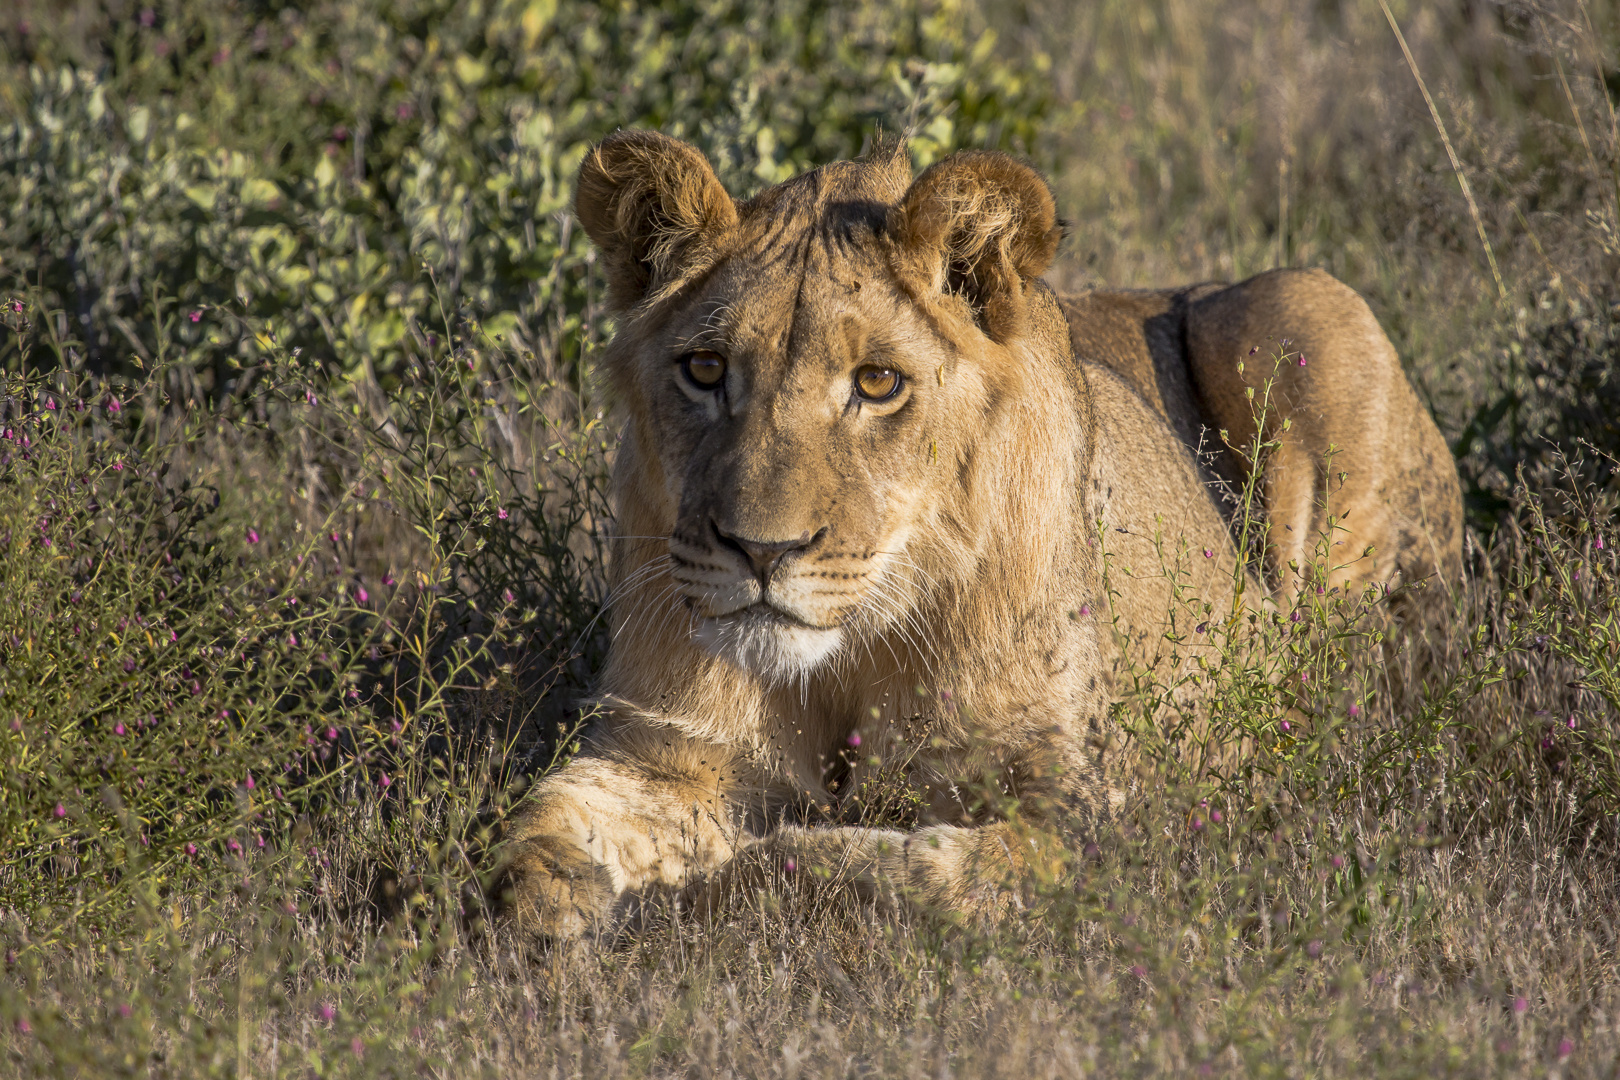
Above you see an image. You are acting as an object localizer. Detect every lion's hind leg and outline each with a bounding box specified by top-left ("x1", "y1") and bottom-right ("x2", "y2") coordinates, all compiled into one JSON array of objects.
[{"x1": 1184, "y1": 268, "x2": 1411, "y2": 598}]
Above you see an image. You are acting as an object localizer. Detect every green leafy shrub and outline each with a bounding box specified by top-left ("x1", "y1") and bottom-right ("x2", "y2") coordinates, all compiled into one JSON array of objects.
[{"x1": 0, "y1": 0, "x2": 1051, "y2": 399}]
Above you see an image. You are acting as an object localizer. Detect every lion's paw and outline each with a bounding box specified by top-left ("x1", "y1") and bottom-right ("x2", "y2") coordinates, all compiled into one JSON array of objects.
[{"x1": 493, "y1": 833, "x2": 617, "y2": 941}]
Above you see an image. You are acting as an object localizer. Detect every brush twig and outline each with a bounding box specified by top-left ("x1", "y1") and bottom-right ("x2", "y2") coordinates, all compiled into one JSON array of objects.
[{"x1": 1378, "y1": 0, "x2": 1507, "y2": 303}]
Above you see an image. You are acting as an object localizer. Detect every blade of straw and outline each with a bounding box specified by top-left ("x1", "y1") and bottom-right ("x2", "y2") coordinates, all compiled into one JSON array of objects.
[{"x1": 1378, "y1": 0, "x2": 1507, "y2": 303}]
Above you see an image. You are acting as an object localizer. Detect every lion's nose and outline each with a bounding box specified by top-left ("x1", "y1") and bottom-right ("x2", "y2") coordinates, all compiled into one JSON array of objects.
[{"x1": 712, "y1": 522, "x2": 824, "y2": 587}]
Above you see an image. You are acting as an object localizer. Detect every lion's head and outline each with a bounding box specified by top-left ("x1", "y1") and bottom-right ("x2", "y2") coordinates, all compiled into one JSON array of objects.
[{"x1": 576, "y1": 132, "x2": 1070, "y2": 685}]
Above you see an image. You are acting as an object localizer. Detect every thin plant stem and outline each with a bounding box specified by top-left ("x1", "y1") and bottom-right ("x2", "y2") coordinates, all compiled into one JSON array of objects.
[{"x1": 1378, "y1": 0, "x2": 1507, "y2": 304}]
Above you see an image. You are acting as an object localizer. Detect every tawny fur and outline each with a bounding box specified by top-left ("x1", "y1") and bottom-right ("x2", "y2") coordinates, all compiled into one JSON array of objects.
[{"x1": 497, "y1": 132, "x2": 1463, "y2": 939}]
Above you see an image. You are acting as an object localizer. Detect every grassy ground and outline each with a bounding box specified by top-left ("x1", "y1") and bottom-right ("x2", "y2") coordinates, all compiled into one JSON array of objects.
[{"x1": 2, "y1": 0, "x2": 1619, "y2": 1076}]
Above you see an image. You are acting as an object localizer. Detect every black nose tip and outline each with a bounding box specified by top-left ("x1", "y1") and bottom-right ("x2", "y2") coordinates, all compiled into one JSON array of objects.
[{"x1": 713, "y1": 523, "x2": 824, "y2": 586}]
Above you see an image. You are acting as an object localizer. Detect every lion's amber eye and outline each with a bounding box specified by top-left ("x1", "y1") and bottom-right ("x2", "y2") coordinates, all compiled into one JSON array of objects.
[
  {"x1": 854, "y1": 365, "x2": 902, "y2": 402},
  {"x1": 681, "y1": 350, "x2": 727, "y2": 389}
]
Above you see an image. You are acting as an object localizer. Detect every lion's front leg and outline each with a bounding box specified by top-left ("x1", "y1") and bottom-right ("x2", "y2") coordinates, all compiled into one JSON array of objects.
[
  {"x1": 497, "y1": 754, "x2": 746, "y2": 939},
  {"x1": 685, "y1": 821, "x2": 1068, "y2": 923}
]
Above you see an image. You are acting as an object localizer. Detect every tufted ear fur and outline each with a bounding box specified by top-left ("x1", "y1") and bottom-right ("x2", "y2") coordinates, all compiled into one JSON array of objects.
[
  {"x1": 886, "y1": 151, "x2": 1064, "y2": 342},
  {"x1": 574, "y1": 131, "x2": 738, "y2": 311}
]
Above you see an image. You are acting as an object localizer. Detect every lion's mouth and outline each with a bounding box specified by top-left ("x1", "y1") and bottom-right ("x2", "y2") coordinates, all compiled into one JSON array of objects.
[
  {"x1": 686, "y1": 594, "x2": 839, "y2": 632},
  {"x1": 728, "y1": 602, "x2": 837, "y2": 632},
  {"x1": 690, "y1": 603, "x2": 845, "y2": 682}
]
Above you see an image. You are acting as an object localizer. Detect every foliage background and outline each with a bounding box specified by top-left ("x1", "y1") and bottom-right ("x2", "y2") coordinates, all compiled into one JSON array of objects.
[{"x1": 1, "y1": 0, "x2": 1619, "y2": 1076}]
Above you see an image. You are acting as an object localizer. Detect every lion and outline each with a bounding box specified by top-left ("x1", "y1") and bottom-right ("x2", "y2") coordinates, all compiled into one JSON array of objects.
[{"x1": 496, "y1": 131, "x2": 1462, "y2": 938}]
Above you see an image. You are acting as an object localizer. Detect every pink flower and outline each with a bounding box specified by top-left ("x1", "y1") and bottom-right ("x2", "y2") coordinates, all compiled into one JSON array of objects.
[
  {"x1": 114, "y1": 722, "x2": 126, "y2": 736},
  {"x1": 1210, "y1": 809, "x2": 1222, "y2": 823},
  {"x1": 112, "y1": 460, "x2": 124, "y2": 471},
  {"x1": 243, "y1": 773, "x2": 254, "y2": 790},
  {"x1": 227, "y1": 839, "x2": 242, "y2": 854},
  {"x1": 783, "y1": 858, "x2": 797, "y2": 873},
  {"x1": 305, "y1": 390, "x2": 317, "y2": 406},
  {"x1": 15, "y1": 1018, "x2": 30, "y2": 1035},
  {"x1": 1348, "y1": 703, "x2": 1362, "y2": 718},
  {"x1": 1077, "y1": 605, "x2": 1091, "y2": 617},
  {"x1": 1189, "y1": 816, "x2": 1204, "y2": 831},
  {"x1": 53, "y1": 802, "x2": 66, "y2": 818},
  {"x1": 1130, "y1": 965, "x2": 1148, "y2": 979},
  {"x1": 44, "y1": 399, "x2": 56, "y2": 411},
  {"x1": 1280, "y1": 720, "x2": 1291, "y2": 732},
  {"x1": 847, "y1": 732, "x2": 861, "y2": 748},
  {"x1": 1203, "y1": 548, "x2": 1213, "y2": 558},
  {"x1": 383, "y1": 573, "x2": 396, "y2": 586},
  {"x1": 1330, "y1": 854, "x2": 1344, "y2": 869},
  {"x1": 318, "y1": 1003, "x2": 335, "y2": 1023},
  {"x1": 378, "y1": 772, "x2": 392, "y2": 789},
  {"x1": 502, "y1": 588, "x2": 515, "y2": 604},
  {"x1": 106, "y1": 397, "x2": 121, "y2": 414},
  {"x1": 330, "y1": 532, "x2": 340, "y2": 543},
  {"x1": 246, "y1": 528, "x2": 260, "y2": 544},
  {"x1": 1512, "y1": 996, "x2": 1528, "y2": 1014},
  {"x1": 497, "y1": 507, "x2": 509, "y2": 520},
  {"x1": 1597, "y1": 536, "x2": 1605, "y2": 550},
  {"x1": 1297, "y1": 354, "x2": 1307, "y2": 366},
  {"x1": 184, "y1": 843, "x2": 197, "y2": 856},
  {"x1": 1558, "y1": 1039, "x2": 1574, "y2": 1058},
  {"x1": 325, "y1": 727, "x2": 338, "y2": 741},
  {"x1": 355, "y1": 586, "x2": 368, "y2": 603},
  {"x1": 189, "y1": 310, "x2": 201, "y2": 323}
]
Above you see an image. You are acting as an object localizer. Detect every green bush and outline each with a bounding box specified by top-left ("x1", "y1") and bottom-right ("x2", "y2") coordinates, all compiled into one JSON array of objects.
[{"x1": 0, "y1": 0, "x2": 1049, "y2": 396}]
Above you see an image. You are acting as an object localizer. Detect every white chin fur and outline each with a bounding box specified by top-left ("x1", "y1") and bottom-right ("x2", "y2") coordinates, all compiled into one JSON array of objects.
[{"x1": 694, "y1": 609, "x2": 843, "y2": 683}]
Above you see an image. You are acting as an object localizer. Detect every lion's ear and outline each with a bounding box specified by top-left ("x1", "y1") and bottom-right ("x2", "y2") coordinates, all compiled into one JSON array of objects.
[
  {"x1": 574, "y1": 131, "x2": 738, "y2": 311},
  {"x1": 886, "y1": 151, "x2": 1063, "y2": 342}
]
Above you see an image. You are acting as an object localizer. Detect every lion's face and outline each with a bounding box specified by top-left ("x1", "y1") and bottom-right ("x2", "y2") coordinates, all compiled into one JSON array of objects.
[
  {"x1": 620, "y1": 217, "x2": 958, "y2": 680},
  {"x1": 576, "y1": 137, "x2": 1064, "y2": 683}
]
